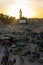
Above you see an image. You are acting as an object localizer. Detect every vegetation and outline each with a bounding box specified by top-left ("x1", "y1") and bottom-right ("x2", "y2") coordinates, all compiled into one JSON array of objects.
[{"x1": 0, "y1": 13, "x2": 15, "y2": 24}]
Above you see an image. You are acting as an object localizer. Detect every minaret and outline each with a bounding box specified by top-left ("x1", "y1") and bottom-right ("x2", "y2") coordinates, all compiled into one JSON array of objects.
[{"x1": 19, "y1": 9, "x2": 22, "y2": 19}]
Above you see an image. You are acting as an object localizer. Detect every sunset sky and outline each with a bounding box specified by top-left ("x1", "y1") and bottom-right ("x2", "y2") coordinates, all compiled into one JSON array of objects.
[{"x1": 0, "y1": 0, "x2": 43, "y2": 18}]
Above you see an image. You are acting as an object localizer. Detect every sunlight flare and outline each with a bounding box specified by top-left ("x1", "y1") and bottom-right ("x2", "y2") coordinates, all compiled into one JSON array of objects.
[{"x1": 7, "y1": 4, "x2": 36, "y2": 18}]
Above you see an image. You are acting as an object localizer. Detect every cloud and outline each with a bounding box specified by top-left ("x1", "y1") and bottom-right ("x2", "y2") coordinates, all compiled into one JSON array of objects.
[{"x1": 0, "y1": 0, "x2": 16, "y2": 8}]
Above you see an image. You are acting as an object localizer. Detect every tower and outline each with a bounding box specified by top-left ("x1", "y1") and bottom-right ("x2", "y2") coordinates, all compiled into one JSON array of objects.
[{"x1": 19, "y1": 9, "x2": 22, "y2": 19}]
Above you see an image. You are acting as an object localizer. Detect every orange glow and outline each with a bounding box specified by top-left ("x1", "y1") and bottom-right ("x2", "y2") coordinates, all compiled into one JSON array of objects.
[{"x1": 0, "y1": 0, "x2": 43, "y2": 18}]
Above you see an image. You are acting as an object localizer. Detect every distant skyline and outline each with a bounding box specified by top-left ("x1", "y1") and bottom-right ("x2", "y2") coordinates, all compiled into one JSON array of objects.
[{"x1": 0, "y1": 0, "x2": 43, "y2": 18}]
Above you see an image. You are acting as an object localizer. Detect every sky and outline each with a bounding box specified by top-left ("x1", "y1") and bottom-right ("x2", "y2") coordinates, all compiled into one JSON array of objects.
[{"x1": 0, "y1": 0, "x2": 43, "y2": 18}]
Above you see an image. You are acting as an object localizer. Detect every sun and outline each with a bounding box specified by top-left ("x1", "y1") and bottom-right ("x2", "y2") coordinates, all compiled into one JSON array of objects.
[{"x1": 7, "y1": 4, "x2": 36, "y2": 18}]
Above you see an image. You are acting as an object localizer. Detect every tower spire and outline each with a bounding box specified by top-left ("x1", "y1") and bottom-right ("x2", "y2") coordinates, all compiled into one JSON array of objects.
[{"x1": 19, "y1": 9, "x2": 22, "y2": 19}]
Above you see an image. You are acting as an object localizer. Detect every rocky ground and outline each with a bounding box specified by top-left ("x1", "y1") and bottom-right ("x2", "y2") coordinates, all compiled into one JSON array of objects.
[{"x1": 0, "y1": 45, "x2": 43, "y2": 65}]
